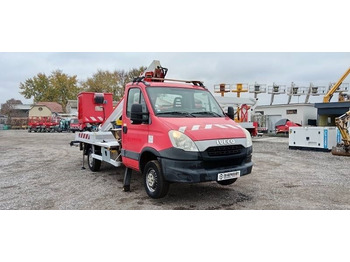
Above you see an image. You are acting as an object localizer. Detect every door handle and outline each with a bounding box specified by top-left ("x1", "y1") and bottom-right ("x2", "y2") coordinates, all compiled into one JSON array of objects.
[{"x1": 122, "y1": 125, "x2": 128, "y2": 134}]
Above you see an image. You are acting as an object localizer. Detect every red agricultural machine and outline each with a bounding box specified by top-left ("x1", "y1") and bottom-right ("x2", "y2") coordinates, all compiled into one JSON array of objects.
[{"x1": 28, "y1": 115, "x2": 61, "y2": 132}]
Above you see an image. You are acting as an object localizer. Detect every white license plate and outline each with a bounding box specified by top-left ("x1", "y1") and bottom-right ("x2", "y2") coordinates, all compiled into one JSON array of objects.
[{"x1": 218, "y1": 171, "x2": 241, "y2": 181}]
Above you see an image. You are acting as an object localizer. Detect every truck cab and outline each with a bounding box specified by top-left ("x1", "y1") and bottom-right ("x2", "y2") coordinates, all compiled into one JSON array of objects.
[
  {"x1": 69, "y1": 117, "x2": 80, "y2": 133},
  {"x1": 121, "y1": 79, "x2": 253, "y2": 198}
]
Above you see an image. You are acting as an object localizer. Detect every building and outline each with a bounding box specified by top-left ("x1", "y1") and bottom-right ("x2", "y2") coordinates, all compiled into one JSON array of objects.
[
  {"x1": 254, "y1": 103, "x2": 317, "y2": 133},
  {"x1": 0, "y1": 104, "x2": 32, "y2": 129},
  {"x1": 66, "y1": 100, "x2": 78, "y2": 116},
  {"x1": 314, "y1": 101, "x2": 350, "y2": 126},
  {"x1": 29, "y1": 102, "x2": 63, "y2": 118}
]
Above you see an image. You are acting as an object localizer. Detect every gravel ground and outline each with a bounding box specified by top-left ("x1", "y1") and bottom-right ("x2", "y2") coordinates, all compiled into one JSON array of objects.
[{"x1": 0, "y1": 130, "x2": 349, "y2": 210}]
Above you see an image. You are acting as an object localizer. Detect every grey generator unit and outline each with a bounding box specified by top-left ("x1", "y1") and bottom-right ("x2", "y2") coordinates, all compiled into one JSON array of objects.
[{"x1": 289, "y1": 127, "x2": 341, "y2": 151}]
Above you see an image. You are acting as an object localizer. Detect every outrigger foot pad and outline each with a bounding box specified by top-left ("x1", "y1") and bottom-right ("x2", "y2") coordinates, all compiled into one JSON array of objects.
[{"x1": 123, "y1": 185, "x2": 130, "y2": 192}]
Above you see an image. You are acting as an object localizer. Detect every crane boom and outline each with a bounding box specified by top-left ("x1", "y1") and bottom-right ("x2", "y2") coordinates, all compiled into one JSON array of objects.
[
  {"x1": 323, "y1": 67, "x2": 350, "y2": 103},
  {"x1": 100, "y1": 98, "x2": 124, "y2": 132}
]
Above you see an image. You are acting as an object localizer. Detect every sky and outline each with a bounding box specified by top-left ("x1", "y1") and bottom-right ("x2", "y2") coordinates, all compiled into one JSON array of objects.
[{"x1": 0, "y1": 52, "x2": 349, "y2": 106}]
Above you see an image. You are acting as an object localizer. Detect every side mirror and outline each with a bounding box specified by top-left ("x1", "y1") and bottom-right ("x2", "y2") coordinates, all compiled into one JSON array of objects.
[
  {"x1": 130, "y1": 104, "x2": 149, "y2": 124},
  {"x1": 227, "y1": 106, "x2": 234, "y2": 120}
]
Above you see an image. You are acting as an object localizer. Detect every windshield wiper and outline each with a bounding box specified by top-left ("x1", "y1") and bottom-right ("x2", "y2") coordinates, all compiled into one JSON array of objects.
[
  {"x1": 190, "y1": 111, "x2": 222, "y2": 117},
  {"x1": 156, "y1": 111, "x2": 193, "y2": 117}
]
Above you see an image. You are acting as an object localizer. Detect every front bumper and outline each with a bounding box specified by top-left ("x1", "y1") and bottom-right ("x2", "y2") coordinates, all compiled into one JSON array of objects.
[{"x1": 160, "y1": 158, "x2": 253, "y2": 183}]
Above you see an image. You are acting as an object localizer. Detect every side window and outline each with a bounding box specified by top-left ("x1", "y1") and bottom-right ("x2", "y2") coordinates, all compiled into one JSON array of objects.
[{"x1": 126, "y1": 88, "x2": 148, "y2": 119}]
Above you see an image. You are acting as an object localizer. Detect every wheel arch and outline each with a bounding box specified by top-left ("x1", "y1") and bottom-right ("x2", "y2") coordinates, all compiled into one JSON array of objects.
[{"x1": 139, "y1": 147, "x2": 161, "y2": 173}]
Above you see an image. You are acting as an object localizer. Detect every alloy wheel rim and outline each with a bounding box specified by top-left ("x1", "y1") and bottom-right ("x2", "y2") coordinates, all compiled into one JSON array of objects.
[{"x1": 146, "y1": 169, "x2": 157, "y2": 193}]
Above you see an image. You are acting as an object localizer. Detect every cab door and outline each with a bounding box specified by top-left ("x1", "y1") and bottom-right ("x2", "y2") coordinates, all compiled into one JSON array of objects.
[{"x1": 122, "y1": 87, "x2": 150, "y2": 171}]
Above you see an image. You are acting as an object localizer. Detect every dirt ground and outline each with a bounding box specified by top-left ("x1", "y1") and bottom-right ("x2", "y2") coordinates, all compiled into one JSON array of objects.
[{"x1": 0, "y1": 130, "x2": 349, "y2": 210}]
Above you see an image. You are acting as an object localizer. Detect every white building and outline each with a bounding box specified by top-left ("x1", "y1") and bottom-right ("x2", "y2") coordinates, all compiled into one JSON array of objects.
[{"x1": 254, "y1": 103, "x2": 317, "y2": 133}]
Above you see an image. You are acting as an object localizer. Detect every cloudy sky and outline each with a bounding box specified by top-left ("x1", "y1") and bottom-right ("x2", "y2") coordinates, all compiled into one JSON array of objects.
[{"x1": 1, "y1": 52, "x2": 349, "y2": 106}]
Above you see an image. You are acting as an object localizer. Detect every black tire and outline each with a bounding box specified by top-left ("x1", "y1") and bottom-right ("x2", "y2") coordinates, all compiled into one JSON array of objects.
[
  {"x1": 143, "y1": 160, "x2": 169, "y2": 199},
  {"x1": 217, "y1": 178, "x2": 238, "y2": 186},
  {"x1": 87, "y1": 147, "x2": 101, "y2": 172}
]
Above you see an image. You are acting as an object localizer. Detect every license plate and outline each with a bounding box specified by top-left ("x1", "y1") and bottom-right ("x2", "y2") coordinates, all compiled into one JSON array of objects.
[{"x1": 218, "y1": 171, "x2": 241, "y2": 181}]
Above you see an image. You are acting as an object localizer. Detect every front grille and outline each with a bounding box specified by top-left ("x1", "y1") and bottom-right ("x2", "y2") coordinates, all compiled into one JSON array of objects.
[
  {"x1": 206, "y1": 145, "x2": 244, "y2": 157},
  {"x1": 203, "y1": 158, "x2": 245, "y2": 169}
]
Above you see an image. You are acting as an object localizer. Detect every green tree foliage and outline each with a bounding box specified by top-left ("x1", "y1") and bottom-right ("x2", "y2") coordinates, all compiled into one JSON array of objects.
[
  {"x1": 19, "y1": 73, "x2": 50, "y2": 102},
  {"x1": 19, "y1": 70, "x2": 81, "y2": 112},
  {"x1": 80, "y1": 70, "x2": 120, "y2": 99},
  {"x1": 81, "y1": 66, "x2": 146, "y2": 101},
  {"x1": 49, "y1": 70, "x2": 81, "y2": 111},
  {"x1": 19, "y1": 66, "x2": 147, "y2": 111}
]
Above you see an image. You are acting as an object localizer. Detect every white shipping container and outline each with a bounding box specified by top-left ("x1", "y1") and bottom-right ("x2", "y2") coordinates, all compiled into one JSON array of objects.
[{"x1": 289, "y1": 127, "x2": 340, "y2": 151}]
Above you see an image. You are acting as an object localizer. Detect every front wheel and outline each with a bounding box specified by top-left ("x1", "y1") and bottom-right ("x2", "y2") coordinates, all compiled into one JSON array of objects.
[
  {"x1": 143, "y1": 160, "x2": 169, "y2": 199},
  {"x1": 87, "y1": 147, "x2": 101, "y2": 172},
  {"x1": 217, "y1": 178, "x2": 237, "y2": 186}
]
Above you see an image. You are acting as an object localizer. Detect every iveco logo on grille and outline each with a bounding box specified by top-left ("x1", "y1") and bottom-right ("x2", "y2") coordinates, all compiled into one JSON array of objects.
[{"x1": 216, "y1": 139, "x2": 236, "y2": 145}]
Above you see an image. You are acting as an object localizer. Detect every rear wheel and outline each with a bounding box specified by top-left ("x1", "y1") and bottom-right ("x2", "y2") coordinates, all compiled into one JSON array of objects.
[
  {"x1": 87, "y1": 147, "x2": 101, "y2": 172},
  {"x1": 217, "y1": 178, "x2": 237, "y2": 186},
  {"x1": 143, "y1": 160, "x2": 169, "y2": 199}
]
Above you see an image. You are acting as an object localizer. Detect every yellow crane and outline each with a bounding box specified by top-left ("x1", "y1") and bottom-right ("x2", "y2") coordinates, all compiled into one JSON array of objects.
[{"x1": 323, "y1": 67, "x2": 350, "y2": 103}]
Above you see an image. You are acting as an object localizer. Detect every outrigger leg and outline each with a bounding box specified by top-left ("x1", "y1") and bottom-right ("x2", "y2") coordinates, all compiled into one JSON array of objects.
[
  {"x1": 123, "y1": 168, "x2": 132, "y2": 192},
  {"x1": 81, "y1": 151, "x2": 86, "y2": 170}
]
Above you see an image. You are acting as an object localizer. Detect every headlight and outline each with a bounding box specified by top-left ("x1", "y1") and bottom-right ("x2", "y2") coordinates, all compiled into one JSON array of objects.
[
  {"x1": 242, "y1": 128, "x2": 253, "y2": 147},
  {"x1": 169, "y1": 130, "x2": 199, "y2": 152}
]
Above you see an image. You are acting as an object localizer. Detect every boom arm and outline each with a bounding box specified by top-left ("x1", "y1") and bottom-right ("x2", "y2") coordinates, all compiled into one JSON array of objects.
[
  {"x1": 100, "y1": 98, "x2": 124, "y2": 132},
  {"x1": 335, "y1": 110, "x2": 350, "y2": 147},
  {"x1": 323, "y1": 67, "x2": 350, "y2": 103}
]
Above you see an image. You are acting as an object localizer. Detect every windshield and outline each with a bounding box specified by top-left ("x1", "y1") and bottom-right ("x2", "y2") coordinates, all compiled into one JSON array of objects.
[
  {"x1": 147, "y1": 87, "x2": 225, "y2": 117},
  {"x1": 71, "y1": 118, "x2": 78, "y2": 124}
]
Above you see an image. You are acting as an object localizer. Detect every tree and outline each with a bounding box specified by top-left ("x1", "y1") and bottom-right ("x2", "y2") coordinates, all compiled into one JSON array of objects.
[
  {"x1": 19, "y1": 73, "x2": 50, "y2": 103},
  {"x1": 19, "y1": 70, "x2": 81, "y2": 112},
  {"x1": 0, "y1": 98, "x2": 23, "y2": 124},
  {"x1": 49, "y1": 70, "x2": 81, "y2": 111},
  {"x1": 80, "y1": 70, "x2": 121, "y2": 99},
  {"x1": 81, "y1": 66, "x2": 146, "y2": 101}
]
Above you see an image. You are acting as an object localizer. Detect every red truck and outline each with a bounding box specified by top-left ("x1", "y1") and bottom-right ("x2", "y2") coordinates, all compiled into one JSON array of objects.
[
  {"x1": 69, "y1": 117, "x2": 80, "y2": 133},
  {"x1": 71, "y1": 61, "x2": 253, "y2": 198}
]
